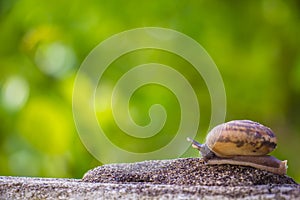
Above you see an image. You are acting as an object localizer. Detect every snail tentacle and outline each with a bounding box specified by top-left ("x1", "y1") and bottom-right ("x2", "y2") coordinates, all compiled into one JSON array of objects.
[{"x1": 187, "y1": 137, "x2": 216, "y2": 160}]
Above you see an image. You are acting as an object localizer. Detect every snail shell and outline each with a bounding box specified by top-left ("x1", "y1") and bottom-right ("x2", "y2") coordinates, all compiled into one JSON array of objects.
[
  {"x1": 206, "y1": 120, "x2": 277, "y2": 157},
  {"x1": 187, "y1": 120, "x2": 287, "y2": 175}
]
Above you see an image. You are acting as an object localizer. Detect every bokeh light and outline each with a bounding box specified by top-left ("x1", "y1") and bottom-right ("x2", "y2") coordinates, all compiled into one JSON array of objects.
[
  {"x1": 2, "y1": 76, "x2": 29, "y2": 112},
  {"x1": 35, "y1": 42, "x2": 76, "y2": 78}
]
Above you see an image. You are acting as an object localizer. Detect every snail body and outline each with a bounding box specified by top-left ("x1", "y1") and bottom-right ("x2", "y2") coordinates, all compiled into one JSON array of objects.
[{"x1": 188, "y1": 120, "x2": 287, "y2": 175}]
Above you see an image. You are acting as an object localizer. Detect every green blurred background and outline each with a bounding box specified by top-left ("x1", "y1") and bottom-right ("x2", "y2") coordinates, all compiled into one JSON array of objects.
[{"x1": 0, "y1": 0, "x2": 300, "y2": 182}]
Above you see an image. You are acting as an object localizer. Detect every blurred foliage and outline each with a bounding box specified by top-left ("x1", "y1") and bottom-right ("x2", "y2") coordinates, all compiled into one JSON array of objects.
[{"x1": 0, "y1": 0, "x2": 300, "y2": 182}]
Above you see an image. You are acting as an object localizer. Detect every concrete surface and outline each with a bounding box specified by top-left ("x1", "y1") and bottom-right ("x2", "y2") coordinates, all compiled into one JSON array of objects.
[
  {"x1": 0, "y1": 158, "x2": 299, "y2": 199},
  {"x1": 83, "y1": 158, "x2": 296, "y2": 186}
]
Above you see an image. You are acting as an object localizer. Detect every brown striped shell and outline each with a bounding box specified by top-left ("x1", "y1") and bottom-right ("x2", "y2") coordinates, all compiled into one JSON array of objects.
[{"x1": 205, "y1": 120, "x2": 277, "y2": 157}]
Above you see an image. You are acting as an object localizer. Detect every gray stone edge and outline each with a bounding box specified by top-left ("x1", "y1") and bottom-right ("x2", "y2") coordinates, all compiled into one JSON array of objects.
[{"x1": 0, "y1": 176, "x2": 299, "y2": 200}]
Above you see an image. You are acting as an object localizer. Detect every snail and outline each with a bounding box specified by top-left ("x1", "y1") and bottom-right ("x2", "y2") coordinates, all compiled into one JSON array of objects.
[{"x1": 187, "y1": 120, "x2": 287, "y2": 175}]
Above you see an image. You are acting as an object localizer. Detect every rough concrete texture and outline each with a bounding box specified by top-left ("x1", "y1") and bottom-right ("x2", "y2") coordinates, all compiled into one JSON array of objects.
[
  {"x1": 83, "y1": 158, "x2": 296, "y2": 186},
  {"x1": 0, "y1": 158, "x2": 299, "y2": 199},
  {"x1": 1, "y1": 176, "x2": 299, "y2": 200}
]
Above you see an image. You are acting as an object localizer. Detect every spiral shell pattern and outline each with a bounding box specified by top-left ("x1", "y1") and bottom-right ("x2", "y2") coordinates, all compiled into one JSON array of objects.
[{"x1": 205, "y1": 120, "x2": 277, "y2": 157}]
